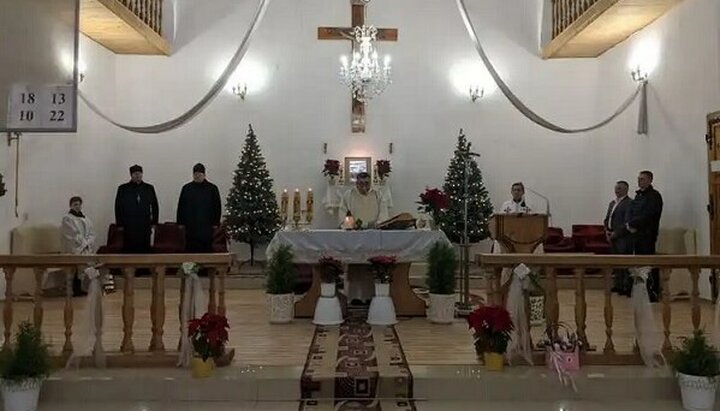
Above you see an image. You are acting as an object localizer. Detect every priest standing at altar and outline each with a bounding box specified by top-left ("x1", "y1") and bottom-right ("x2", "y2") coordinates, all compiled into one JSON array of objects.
[
  {"x1": 500, "y1": 182, "x2": 533, "y2": 214},
  {"x1": 177, "y1": 163, "x2": 222, "y2": 253},
  {"x1": 338, "y1": 172, "x2": 389, "y2": 228},
  {"x1": 338, "y1": 172, "x2": 390, "y2": 304}
]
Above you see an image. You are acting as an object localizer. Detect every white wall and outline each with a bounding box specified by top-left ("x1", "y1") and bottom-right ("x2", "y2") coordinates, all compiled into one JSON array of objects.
[{"x1": 2, "y1": 0, "x2": 718, "y2": 264}]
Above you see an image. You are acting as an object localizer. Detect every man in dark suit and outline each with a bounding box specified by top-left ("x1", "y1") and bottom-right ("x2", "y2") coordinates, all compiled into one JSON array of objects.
[
  {"x1": 177, "y1": 163, "x2": 222, "y2": 253},
  {"x1": 114, "y1": 164, "x2": 159, "y2": 254},
  {"x1": 626, "y1": 170, "x2": 663, "y2": 302},
  {"x1": 604, "y1": 180, "x2": 633, "y2": 296}
]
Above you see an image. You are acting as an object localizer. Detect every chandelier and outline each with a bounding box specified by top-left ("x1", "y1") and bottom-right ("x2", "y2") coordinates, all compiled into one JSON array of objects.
[{"x1": 339, "y1": 25, "x2": 392, "y2": 103}]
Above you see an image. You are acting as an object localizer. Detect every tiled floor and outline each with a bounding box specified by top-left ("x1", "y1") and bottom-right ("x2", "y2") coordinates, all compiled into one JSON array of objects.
[{"x1": 34, "y1": 400, "x2": 686, "y2": 410}]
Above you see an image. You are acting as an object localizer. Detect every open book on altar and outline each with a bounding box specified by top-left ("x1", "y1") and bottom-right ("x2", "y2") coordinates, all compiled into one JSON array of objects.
[{"x1": 376, "y1": 213, "x2": 416, "y2": 230}]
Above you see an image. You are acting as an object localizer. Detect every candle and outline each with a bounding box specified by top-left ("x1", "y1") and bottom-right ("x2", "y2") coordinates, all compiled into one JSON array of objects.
[
  {"x1": 280, "y1": 189, "x2": 289, "y2": 219},
  {"x1": 293, "y1": 189, "x2": 301, "y2": 219},
  {"x1": 306, "y1": 188, "x2": 314, "y2": 223}
]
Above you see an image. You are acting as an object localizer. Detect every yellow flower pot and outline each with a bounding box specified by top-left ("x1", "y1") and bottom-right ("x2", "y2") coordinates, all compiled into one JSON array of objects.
[
  {"x1": 191, "y1": 357, "x2": 215, "y2": 378},
  {"x1": 483, "y1": 352, "x2": 505, "y2": 371}
]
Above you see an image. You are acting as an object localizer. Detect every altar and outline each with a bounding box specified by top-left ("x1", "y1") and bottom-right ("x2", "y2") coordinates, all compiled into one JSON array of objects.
[{"x1": 266, "y1": 229, "x2": 452, "y2": 317}]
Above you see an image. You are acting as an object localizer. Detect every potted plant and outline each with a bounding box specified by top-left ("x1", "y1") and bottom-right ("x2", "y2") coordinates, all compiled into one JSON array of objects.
[
  {"x1": 376, "y1": 160, "x2": 391, "y2": 182},
  {"x1": 0, "y1": 322, "x2": 51, "y2": 411},
  {"x1": 367, "y1": 255, "x2": 398, "y2": 325},
  {"x1": 671, "y1": 330, "x2": 720, "y2": 411},
  {"x1": 425, "y1": 242, "x2": 458, "y2": 324},
  {"x1": 323, "y1": 159, "x2": 341, "y2": 184},
  {"x1": 313, "y1": 257, "x2": 344, "y2": 326},
  {"x1": 417, "y1": 187, "x2": 449, "y2": 230},
  {"x1": 528, "y1": 271, "x2": 545, "y2": 326},
  {"x1": 467, "y1": 305, "x2": 514, "y2": 371},
  {"x1": 188, "y1": 313, "x2": 230, "y2": 378},
  {"x1": 266, "y1": 244, "x2": 297, "y2": 323}
]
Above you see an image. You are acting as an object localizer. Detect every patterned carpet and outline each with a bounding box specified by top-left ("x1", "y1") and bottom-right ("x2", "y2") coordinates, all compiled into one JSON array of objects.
[{"x1": 299, "y1": 309, "x2": 416, "y2": 411}]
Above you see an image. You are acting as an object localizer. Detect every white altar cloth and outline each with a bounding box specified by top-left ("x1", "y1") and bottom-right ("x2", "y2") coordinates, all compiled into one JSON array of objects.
[{"x1": 266, "y1": 230, "x2": 451, "y2": 263}]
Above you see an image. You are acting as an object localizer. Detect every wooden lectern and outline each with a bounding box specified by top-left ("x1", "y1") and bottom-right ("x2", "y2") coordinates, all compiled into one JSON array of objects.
[{"x1": 489, "y1": 213, "x2": 548, "y2": 254}]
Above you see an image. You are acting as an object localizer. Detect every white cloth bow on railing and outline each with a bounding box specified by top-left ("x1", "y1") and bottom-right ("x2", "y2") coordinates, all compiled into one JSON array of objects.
[
  {"x1": 630, "y1": 266, "x2": 665, "y2": 367},
  {"x1": 65, "y1": 263, "x2": 105, "y2": 369},
  {"x1": 177, "y1": 263, "x2": 208, "y2": 368},
  {"x1": 505, "y1": 263, "x2": 534, "y2": 366}
]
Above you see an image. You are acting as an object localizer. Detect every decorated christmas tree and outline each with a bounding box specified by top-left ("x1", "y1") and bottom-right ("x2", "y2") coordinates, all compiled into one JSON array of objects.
[
  {"x1": 225, "y1": 125, "x2": 281, "y2": 265},
  {"x1": 439, "y1": 129, "x2": 493, "y2": 243}
]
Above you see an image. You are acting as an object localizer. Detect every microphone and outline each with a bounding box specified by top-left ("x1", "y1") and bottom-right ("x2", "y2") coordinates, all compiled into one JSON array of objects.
[{"x1": 525, "y1": 187, "x2": 552, "y2": 225}]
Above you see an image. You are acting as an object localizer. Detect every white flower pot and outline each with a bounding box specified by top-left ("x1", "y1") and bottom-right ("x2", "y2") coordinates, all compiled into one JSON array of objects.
[
  {"x1": 267, "y1": 293, "x2": 294, "y2": 324},
  {"x1": 313, "y1": 283, "x2": 343, "y2": 326},
  {"x1": 529, "y1": 295, "x2": 546, "y2": 326},
  {"x1": 427, "y1": 293, "x2": 456, "y2": 324},
  {"x1": 1, "y1": 379, "x2": 42, "y2": 411},
  {"x1": 677, "y1": 373, "x2": 717, "y2": 411},
  {"x1": 368, "y1": 282, "x2": 397, "y2": 325}
]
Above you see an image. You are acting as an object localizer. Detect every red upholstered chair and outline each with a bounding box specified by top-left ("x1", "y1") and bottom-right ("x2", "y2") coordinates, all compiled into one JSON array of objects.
[
  {"x1": 543, "y1": 227, "x2": 576, "y2": 253},
  {"x1": 152, "y1": 223, "x2": 186, "y2": 253},
  {"x1": 583, "y1": 233, "x2": 612, "y2": 254},
  {"x1": 97, "y1": 224, "x2": 124, "y2": 254},
  {"x1": 212, "y1": 225, "x2": 229, "y2": 253},
  {"x1": 571, "y1": 224, "x2": 610, "y2": 253}
]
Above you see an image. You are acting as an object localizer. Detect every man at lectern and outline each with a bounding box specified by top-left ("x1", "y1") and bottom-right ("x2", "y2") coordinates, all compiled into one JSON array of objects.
[{"x1": 500, "y1": 182, "x2": 533, "y2": 214}]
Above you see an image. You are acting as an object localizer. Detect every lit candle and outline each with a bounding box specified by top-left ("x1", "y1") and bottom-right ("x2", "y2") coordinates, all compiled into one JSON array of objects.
[
  {"x1": 293, "y1": 189, "x2": 301, "y2": 220},
  {"x1": 306, "y1": 188, "x2": 314, "y2": 223},
  {"x1": 280, "y1": 189, "x2": 289, "y2": 219}
]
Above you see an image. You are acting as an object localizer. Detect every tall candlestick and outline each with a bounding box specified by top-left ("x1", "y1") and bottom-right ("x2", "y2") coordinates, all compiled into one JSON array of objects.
[
  {"x1": 293, "y1": 189, "x2": 301, "y2": 220},
  {"x1": 306, "y1": 188, "x2": 314, "y2": 224},
  {"x1": 280, "y1": 189, "x2": 289, "y2": 220}
]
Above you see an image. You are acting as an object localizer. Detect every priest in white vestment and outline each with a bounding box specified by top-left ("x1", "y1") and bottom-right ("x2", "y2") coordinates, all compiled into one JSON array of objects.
[
  {"x1": 338, "y1": 172, "x2": 390, "y2": 303},
  {"x1": 500, "y1": 182, "x2": 533, "y2": 214}
]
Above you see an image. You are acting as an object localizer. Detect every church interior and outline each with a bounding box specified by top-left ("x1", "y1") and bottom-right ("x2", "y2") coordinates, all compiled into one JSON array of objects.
[{"x1": 1, "y1": 0, "x2": 720, "y2": 410}]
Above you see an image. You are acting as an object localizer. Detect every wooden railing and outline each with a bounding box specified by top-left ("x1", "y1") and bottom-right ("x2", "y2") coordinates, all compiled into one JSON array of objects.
[
  {"x1": 117, "y1": 0, "x2": 163, "y2": 35},
  {"x1": 0, "y1": 254, "x2": 231, "y2": 367},
  {"x1": 551, "y1": 0, "x2": 600, "y2": 38},
  {"x1": 478, "y1": 254, "x2": 718, "y2": 364}
]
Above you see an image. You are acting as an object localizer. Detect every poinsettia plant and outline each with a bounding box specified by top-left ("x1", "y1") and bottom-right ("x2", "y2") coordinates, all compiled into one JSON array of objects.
[
  {"x1": 188, "y1": 313, "x2": 230, "y2": 361},
  {"x1": 322, "y1": 159, "x2": 341, "y2": 176},
  {"x1": 368, "y1": 255, "x2": 397, "y2": 283},
  {"x1": 318, "y1": 256, "x2": 344, "y2": 283},
  {"x1": 417, "y1": 187, "x2": 449, "y2": 222},
  {"x1": 467, "y1": 305, "x2": 514, "y2": 355},
  {"x1": 376, "y1": 160, "x2": 391, "y2": 179}
]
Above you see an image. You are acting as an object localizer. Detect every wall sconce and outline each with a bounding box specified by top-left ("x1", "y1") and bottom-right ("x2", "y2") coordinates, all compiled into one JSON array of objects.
[
  {"x1": 232, "y1": 83, "x2": 248, "y2": 100},
  {"x1": 631, "y1": 66, "x2": 648, "y2": 83},
  {"x1": 469, "y1": 86, "x2": 484, "y2": 102}
]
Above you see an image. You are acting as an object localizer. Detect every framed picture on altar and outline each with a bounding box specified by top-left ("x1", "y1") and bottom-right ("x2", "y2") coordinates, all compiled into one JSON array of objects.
[{"x1": 344, "y1": 157, "x2": 371, "y2": 184}]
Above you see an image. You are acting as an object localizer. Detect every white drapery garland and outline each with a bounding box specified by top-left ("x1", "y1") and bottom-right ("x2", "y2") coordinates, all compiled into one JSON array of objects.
[
  {"x1": 455, "y1": 0, "x2": 648, "y2": 135},
  {"x1": 80, "y1": 0, "x2": 270, "y2": 134},
  {"x1": 65, "y1": 265, "x2": 105, "y2": 369},
  {"x1": 177, "y1": 262, "x2": 208, "y2": 368}
]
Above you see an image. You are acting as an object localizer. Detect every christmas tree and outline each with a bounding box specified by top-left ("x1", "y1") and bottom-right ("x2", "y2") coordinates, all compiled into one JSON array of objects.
[
  {"x1": 439, "y1": 129, "x2": 494, "y2": 243},
  {"x1": 225, "y1": 125, "x2": 281, "y2": 265}
]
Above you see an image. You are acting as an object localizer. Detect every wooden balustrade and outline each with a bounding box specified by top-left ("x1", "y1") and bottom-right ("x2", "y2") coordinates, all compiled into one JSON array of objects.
[
  {"x1": 478, "y1": 254, "x2": 720, "y2": 364},
  {"x1": 0, "y1": 254, "x2": 231, "y2": 367},
  {"x1": 551, "y1": 0, "x2": 599, "y2": 39},
  {"x1": 117, "y1": 0, "x2": 163, "y2": 35}
]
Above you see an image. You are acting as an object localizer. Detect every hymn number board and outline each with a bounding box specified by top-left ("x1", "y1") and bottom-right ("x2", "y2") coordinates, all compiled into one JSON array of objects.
[{"x1": 6, "y1": 84, "x2": 76, "y2": 131}]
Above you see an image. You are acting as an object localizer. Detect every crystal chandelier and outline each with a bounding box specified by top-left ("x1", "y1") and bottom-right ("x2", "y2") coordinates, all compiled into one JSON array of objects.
[{"x1": 339, "y1": 25, "x2": 392, "y2": 103}]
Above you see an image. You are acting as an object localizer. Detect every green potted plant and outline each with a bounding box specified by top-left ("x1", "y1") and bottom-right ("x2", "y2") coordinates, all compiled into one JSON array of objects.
[
  {"x1": 425, "y1": 242, "x2": 458, "y2": 324},
  {"x1": 671, "y1": 330, "x2": 720, "y2": 411},
  {"x1": 266, "y1": 244, "x2": 297, "y2": 323},
  {"x1": 0, "y1": 322, "x2": 51, "y2": 411}
]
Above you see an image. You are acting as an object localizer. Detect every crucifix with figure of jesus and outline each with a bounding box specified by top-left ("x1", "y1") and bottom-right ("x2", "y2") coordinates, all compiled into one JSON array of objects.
[{"x1": 318, "y1": 0, "x2": 398, "y2": 133}]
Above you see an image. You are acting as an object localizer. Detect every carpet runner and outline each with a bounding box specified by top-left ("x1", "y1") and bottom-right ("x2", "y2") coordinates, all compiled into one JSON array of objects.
[{"x1": 299, "y1": 309, "x2": 416, "y2": 411}]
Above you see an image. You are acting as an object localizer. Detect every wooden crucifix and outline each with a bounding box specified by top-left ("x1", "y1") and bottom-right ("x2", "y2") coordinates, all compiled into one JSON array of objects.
[{"x1": 318, "y1": 0, "x2": 398, "y2": 133}]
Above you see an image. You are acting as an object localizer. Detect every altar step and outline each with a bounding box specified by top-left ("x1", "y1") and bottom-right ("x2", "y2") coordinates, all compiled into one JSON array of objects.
[{"x1": 41, "y1": 365, "x2": 678, "y2": 403}]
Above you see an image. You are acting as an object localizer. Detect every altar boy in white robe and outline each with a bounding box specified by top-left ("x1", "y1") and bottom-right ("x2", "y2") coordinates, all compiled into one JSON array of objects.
[
  {"x1": 500, "y1": 182, "x2": 534, "y2": 214},
  {"x1": 61, "y1": 196, "x2": 112, "y2": 295},
  {"x1": 338, "y1": 172, "x2": 390, "y2": 304}
]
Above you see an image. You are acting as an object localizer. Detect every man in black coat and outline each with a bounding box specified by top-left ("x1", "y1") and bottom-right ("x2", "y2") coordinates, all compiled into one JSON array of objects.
[
  {"x1": 177, "y1": 163, "x2": 222, "y2": 253},
  {"x1": 626, "y1": 170, "x2": 663, "y2": 301},
  {"x1": 603, "y1": 180, "x2": 633, "y2": 296},
  {"x1": 114, "y1": 165, "x2": 159, "y2": 253}
]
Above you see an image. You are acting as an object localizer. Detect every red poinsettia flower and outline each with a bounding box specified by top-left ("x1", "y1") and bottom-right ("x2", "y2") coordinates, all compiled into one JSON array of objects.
[
  {"x1": 467, "y1": 305, "x2": 514, "y2": 355},
  {"x1": 376, "y1": 160, "x2": 392, "y2": 178},
  {"x1": 417, "y1": 188, "x2": 450, "y2": 217},
  {"x1": 322, "y1": 159, "x2": 341, "y2": 176},
  {"x1": 188, "y1": 312, "x2": 230, "y2": 361},
  {"x1": 367, "y1": 255, "x2": 397, "y2": 283}
]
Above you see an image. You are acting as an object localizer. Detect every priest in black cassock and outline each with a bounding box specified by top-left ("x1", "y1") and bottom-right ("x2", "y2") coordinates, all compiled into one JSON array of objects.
[
  {"x1": 176, "y1": 163, "x2": 222, "y2": 253},
  {"x1": 114, "y1": 164, "x2": 159, "y2": 253}
]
